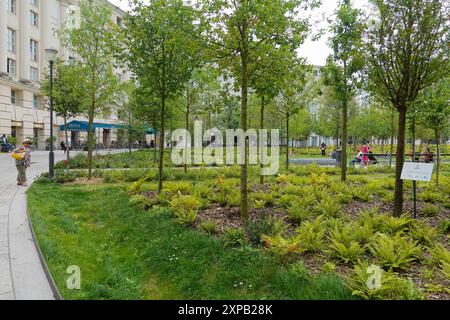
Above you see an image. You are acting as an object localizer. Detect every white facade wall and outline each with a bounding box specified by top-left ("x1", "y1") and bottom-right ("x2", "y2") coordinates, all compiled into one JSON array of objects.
[{"x1": 0, "y1": 0, "x2": 129, "y2": 150}]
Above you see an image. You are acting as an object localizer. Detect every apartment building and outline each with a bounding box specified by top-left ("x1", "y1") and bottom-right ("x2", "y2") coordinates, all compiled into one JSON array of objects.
[{"x1": 0, "y1": 0, "x2": 128, "y2": 150}]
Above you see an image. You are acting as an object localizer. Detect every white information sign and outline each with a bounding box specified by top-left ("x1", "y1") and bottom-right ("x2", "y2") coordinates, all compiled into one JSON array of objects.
[{"x1": 401, "y1": 162, "x2": 434, "y2": 182}]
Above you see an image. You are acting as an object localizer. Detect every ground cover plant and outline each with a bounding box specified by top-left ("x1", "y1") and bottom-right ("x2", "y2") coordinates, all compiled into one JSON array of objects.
[{"x1": 31, "y1": 160, "x2": 450, "y2": 300}]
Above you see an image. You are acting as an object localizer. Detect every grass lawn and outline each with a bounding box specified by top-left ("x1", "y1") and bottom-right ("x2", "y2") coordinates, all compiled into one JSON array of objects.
[{"x1": 27, "y1": 182, "x2": 353, "y2": 300}]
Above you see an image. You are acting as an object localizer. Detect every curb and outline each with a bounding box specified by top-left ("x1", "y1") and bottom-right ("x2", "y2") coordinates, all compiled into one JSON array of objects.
[{"x1": 26, "y1": 186, "x2": 63, "y2": 300}]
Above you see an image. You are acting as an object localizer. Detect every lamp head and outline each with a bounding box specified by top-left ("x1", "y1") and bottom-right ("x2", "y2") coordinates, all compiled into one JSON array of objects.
[{"x1": 45, "y1": 48, "x2": 58, "y2": 63}]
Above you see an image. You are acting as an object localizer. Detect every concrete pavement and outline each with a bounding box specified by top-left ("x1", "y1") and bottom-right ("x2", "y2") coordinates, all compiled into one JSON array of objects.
[{"x1": 0, "y1": 149, "x2": 127, "y2": 300}]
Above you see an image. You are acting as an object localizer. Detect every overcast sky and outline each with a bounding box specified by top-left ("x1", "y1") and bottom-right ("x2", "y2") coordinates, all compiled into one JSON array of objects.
[{"x1": 108, "y1": 0, "x2": 371, "y2": 66}]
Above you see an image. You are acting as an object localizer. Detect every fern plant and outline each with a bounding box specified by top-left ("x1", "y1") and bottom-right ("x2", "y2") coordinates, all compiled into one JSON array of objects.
[
  {"x1": 441, "y1": 260, "x2": 450, "y2": 281},
  {"x1": 314, "y1": 196, "x2": 341, "y2": 217},
  {"x1": 287, "y1": 204, "x2": 310, "y2": 224},
  {"x1": 408, "y1": 222, "x2": 438, "y2": 246},
  {"x1": 295, "y1": 219, "x2": 327, "y2": 253},
  {"x1": 370, "y1": 234, "x2": 421, "y2": 270},
  {"x1": 327, "y1": 239, "x2": 365, "y2": 264},
  {"x1": 376, "y1": 214, "x2": 416, "y2": 235},
  {"x1": 261, "y1": 234, "x2": 302, "y2": 262},
  {"x1": 347, "y1": 261, "x2": 423, "y2": 300},
  {"x1": 170, "y1": 194, "x2": 201, "y2": 226},
  {"x1": 199, "y1": 219, "x2": 219, "y2": 235},
  {"x1": 428, "y1": 244, "x2": 450, "y2": 267}
]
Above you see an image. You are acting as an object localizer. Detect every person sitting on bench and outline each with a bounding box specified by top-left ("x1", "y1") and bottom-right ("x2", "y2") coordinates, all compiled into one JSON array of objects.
[
  {"x1": 422, "y1": 147, "x2": 434, "y2": 163},
  {"x1": 368, "y1": 151, "x2": 378, "y2": 164},
  {"x1": 350, "y1": 150, "x2": 363, "y2": 167}
]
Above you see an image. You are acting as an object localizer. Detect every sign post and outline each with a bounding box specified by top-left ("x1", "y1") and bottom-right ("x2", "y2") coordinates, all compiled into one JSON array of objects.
[{"x1": 401, "y1": 162, "x2": 434, "y2": 218}]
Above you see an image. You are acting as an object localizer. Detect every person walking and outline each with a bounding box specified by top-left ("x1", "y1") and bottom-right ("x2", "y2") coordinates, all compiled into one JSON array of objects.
[
  {"x1": 321, "y1": 142, "x2": 327, "y2": 157},
  {"x1": 12, "y1": 139, "x2": 32, "y2": 186},
  {"x1": 60, "y1": 141, "x2": 67, "y2": 154}
]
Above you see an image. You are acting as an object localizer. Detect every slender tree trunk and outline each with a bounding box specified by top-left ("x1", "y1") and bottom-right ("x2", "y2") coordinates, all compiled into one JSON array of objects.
[
  {"x1": 64, "y1": 116, "x2": 70, "y2": 162},
  {"x1": 153, "y1": 110, "x2": 157, "y2": 163},
  {"x1": 389, "y1": 111, "x2": 395, "y2": 168},
  {"x1": 286, "y1": 113, "x2": 289, "y2": 171},
  {"x1": 87, "y1": 107, "x2": 95, "y2": 180},
  {"x1": 260, "y1": 95, "x2": 265, "y2": 185},
  {"x1": 240, "y1": 19, "x2": 249, "y2": 222},
  {"x1": 158, "y1": 95, "x2": 166, "y2": 193},
  {"x1": 341, "y1": 97, "x2": 348, "y2": 182},
  {"x1": 435, "y1": 130, "x2": 440, "y2": 186},
  {"x1": 128, "y1": 105, "x2": 132, "y2": 159},
  {"x1": 381, "y1": 138, "x2": 385, "y2": 154},
  {"x1": 394, "y1": 106, "x2": 407, "y2": 217},
  {"x1": 184, "y1": 91, "x2": 189, "y2": 174}
]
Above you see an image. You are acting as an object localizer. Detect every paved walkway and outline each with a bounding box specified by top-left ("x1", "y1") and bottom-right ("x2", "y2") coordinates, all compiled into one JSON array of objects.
[{"x1": 0, "y1": 149, "x2": 126, "y2": 300}]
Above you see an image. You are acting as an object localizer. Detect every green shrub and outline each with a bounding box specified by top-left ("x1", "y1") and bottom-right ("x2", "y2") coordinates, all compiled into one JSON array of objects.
[
  {"x1": 261, "y1": 234, "x2": 301, "y2": 261},
  {"x1": 314, "y1": 197, "x2": 341, "y2": 217},
  {"x1": 199, "y1": 219, "x2": 219, "y2": 235},
  {"x1": 347, "y1": 261, "x2": 423, "y2": 300},
  {"x1": 327, "y1": 225, "x2": 366, "y2": 263},
  {"x1": 295, "y1": 218, "x2": 326, "y2": 253},
  {"x1": 250, "y1": 191, "x2": 275, "y2": 207},
  {"x1": 370, "y1": 234, "x2": 421, "y2": 270},
  {"x1": 408, "y1": 222, "x2": 438, "y2": 246},
  {"x1": 274, "y1": 194, "x2": 296, "y2": 209},
  {"x1": 170, "y1": 194, "x2": 201, "y2": 226},
  {"x1": 441, "y1": 261, "x2": 450, "y2": 281},
  {"x1": 321, "y1": 261, "x2": 337, "y2": 274},
  {"x1": 427, "y1": 244, "x2": 450, "y2": 267},
  {"x1": 438, "y1": 219, "x2": 450, "y2": 234},
  {"x1": 423, "y1": 204, "x2": 439, "y2": 217},
  {"x1": 289, "y1": 261, "x2": 311, "y2": 280},
  {"x1": 351, "y1": 187, "x2": 373, "y2": 202},
  {"x1": 327, "y1": 239, "x2": 365, "y2": 264},
  {"x1": 223, "y1": 227, "x2": 246, "y2": 247},
  {"x1": 247, "y1": 214, "x2": 287, "y2": 245},
  {"x1": 353, "y1": 220, "x2": 375, "y2": 245},
  {"x1": 287, "y1": 204, "x2": 310, "y2": 224},
  {"x1": 376, "y1": 214, "x2": 416, "y2": 235},
  {"x1": 420, "y1": 190, "x2": 441, "y2": 203}
]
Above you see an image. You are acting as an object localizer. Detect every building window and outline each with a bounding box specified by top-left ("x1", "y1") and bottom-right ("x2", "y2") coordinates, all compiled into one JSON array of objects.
[
  {"x1": 7, "y1": 28, "x2": 16, "y2": 53},
  {"x1": 11, "y1": 90, "x2": 16, "y2": 105},
  {"x1": 30, "y1": 11, "x2": 39, "y2": 27},
  {"x1": 116, "y1": 17, "x2": 123, "y2": 27},
  {"x1": 32, "y1": 95, "x2": 39, "y2": 109},
  {"x1": 7, "y1": 58, "x2": 16, "y2": 76},
  {"x1": 7, "y1": 0, "x2": 16, "y2": 14},
  {"x1": 30, "y1": 40, "x2": 39, "y2": 61},
  {"x1": 30, "y1": 67, "x2": 38, "y2": 81},
  {"x1": 30, "y1": 0, "x2": 38, "y2": 7},
  {"x1": 68, "y1": 56, "x2": 76, "y2": 65}
]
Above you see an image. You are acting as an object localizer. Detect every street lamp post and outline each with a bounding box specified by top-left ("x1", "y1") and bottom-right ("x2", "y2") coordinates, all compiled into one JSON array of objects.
[{"x1": 45, "y1": 48, "x2": 58, "y2": 178}]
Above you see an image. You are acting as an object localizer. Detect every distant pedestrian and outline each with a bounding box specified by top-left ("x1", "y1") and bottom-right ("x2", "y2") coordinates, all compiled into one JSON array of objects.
[
  {"x1": 321, "y1": 142, "x2": 327, "y2": 157},
  {"x1": 60, "y1": 141, "x2": 67, "y2": 154},
  {"x1": 12, "y1": 139, "x2": 32, "y2": 186}
]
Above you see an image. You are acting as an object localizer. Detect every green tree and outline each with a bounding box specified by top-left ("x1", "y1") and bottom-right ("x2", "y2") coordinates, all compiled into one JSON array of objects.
[
  {"x1": 365, "y1": 0, "x2": 449, "y2": 216},
  {"x1": 323, "y1": 0, "x2": 365, "y2": 182},
  {"x1": 200, "y1": 0, "x2": 317, "y2": 220},
  {"x1": 42, "y1": 60, "x2": 83, "y2": 161},
  {"x1": 123, "y1": 0, "x2": 199, "y2": 192},
  {"x1": 315, "y1": 85, "x2": 341, "y2": 145},
  {"x1": 275, "y1": 65, "x2": 316, "y2": 170},
  {"x1": 60, "y1": 0, "x2": 120, "y2": 178},
  {"x1": 416, "y1": 78, "x2": 450, "y2": 185}
]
